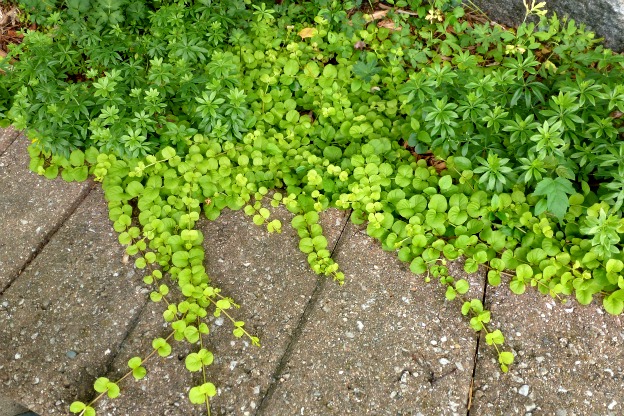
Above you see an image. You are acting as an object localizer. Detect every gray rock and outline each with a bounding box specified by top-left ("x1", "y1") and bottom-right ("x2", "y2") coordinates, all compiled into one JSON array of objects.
[{"x1": 469, "y1": 0, "x2": 624, "y2": 51}]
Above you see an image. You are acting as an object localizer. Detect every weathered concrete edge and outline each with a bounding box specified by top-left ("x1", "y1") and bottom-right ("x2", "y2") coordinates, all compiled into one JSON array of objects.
[
  {"x1": 0, "y1": 181, "x2": 95, "y2": 295},
  {"x1": 0, "y1": 127, "x2": 20, "y2": 157}
]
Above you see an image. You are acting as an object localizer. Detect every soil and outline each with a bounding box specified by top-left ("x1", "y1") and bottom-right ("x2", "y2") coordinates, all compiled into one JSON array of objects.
[{"x1": 0, "y1": 4, "x2": 32, "y2": 59}]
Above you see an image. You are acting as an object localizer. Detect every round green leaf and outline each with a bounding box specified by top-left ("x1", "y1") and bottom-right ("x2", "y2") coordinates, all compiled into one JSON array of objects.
[
  {"x1": 185, "y1": 353, "x2": 203, "y2": 372},
  {"x1": 515, "y1": 264, "x2": 533, "y2": 281},
  {"x1": 455, "y1": 279, "x2": 470, "y2": 294},
  {"x1": 604, "y1": 291, "x2": 624, "y2": 315},
  {"x1": 438, "y1": 175, "x2": 453, "y2": 191},
  {"x1": 284, "y1": 59, "x2": 299, "y2": 76},
  {"x1": 70, "y1": 402, "x2": 86, "y2": 413},
  {"x1": 428, "y1": 194, "x2": 448, "y2": 212}
]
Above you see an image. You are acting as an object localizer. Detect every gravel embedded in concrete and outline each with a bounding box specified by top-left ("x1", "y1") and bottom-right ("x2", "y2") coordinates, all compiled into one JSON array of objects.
[
  {"x1": 0, "y1": 127, "x2": 19, "y2": 156},
  {"x1": 470, "y1": 284, "x2": 624, "y2": 415},
  {"x1": 0, "y1": 135, "x2": 91, "y2": 291},
  {"x1": 0, "y1": 188, "x2": 145, "y2": 415},
  {"x1": 0, "y1": 393, "x2": 30, "y2": 416},
  {"x1": 260, "y1": 221, "x2": 485, "y2": 415},
  {"x1": 95, "y1": 206, "x2": 349, "y2": 416},
  {"x1": 93, "y1": 301, "x2": 203, "y2": 416},
  {"x1": 200, "y1": 207, "x2": 349, "y2": 416}
]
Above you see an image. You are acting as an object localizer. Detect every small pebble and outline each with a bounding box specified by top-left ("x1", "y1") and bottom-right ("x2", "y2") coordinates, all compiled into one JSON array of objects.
[
  {"x1": 439, "y1": 358, "x2": 450, "y2": 365},
  {"x1": 66, "y1": 350, "x2": 77, "y2": 359},
  {"x1": 400, "y1": 371, "x2": 409, "y2": 383},
  {"x1": 518, "y1": 385, "x2": 530, "y2": 396}
]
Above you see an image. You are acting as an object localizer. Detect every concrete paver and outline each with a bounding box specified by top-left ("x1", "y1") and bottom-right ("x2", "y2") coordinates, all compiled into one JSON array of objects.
[
  {"x1": 260, "y1": 222, "x2": 485, "y2": 416},
  {"x1": 0, "y1": 127, "x2": 19, "y2": 156},
  {"x1": 95, "y1": 206, "x2": 350, "y2": 416},
  {"x1": 93, "y1": 301, "x2": 202, "y2": 416},
  {"x1": 0, "y1": 135, "x2": 92, "y2": 291},
  {"x1": 0, "y1": 188, "x2": 145, "y2": 415},
  {"x1": 0, "y1": 394, "x2": 29, "y2": 416},
  {"x1": 201, "y1": 208, "x2": 349, "y2": 416},
  {"x1": 2, "y1": 124, "x2": 623, "y2": 416},
  {"x1": 470, "y1": 285, "x2": 624, "y2": 415}
]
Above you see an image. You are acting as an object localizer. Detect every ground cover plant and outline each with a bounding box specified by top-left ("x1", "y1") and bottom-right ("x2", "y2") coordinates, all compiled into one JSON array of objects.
[{"x1": 1, "y1": 0, "x2": 624, "y2": 413}]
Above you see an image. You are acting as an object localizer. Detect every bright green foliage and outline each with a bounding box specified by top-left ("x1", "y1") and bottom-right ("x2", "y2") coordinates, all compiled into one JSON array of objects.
[
  {"x1": 189, "y1": 382, "x2": 217, "y2": 404},
  {"x1": 93, "y1": 377, "x2": 120, "y2": 399},
  {"x1": 127, "y1": 356, "x2": 147, "y2": 380},
  {"x1": 4, "y1": 0, "x2": 624, "y2": 414},
  {"x1": 69, "y1": 402, "x2": 96, "y2": 416}
]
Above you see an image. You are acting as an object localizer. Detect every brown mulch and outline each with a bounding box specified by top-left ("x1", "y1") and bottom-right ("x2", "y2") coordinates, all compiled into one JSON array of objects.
[{"x1": 0, "y1": 5, "x2": 29, "y2": 59}]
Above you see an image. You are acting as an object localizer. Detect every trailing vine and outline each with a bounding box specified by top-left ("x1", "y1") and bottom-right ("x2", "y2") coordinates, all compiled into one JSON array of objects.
[{"x1": 1, "y1": 0, "x2": 624, "y2": 414}]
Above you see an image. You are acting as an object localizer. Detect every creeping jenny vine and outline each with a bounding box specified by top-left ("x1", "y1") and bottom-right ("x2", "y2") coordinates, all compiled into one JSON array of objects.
[{"x1": 2, "y1": 0, "x2": 624, "y2": 414}]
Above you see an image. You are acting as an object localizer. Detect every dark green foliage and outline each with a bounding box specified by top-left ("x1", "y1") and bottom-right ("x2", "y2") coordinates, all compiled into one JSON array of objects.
[{"x1": 3, "y1": 0, "x2": 624, "y2": 413}]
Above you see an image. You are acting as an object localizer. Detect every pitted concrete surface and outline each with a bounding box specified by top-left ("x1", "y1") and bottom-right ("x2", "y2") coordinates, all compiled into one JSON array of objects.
[
  {"x1": 95, "y1": 206, "x2": 350, "y2": 416},
  {"x1": 0, "y1": 394, "x2": 29, "y2": 416},
  {"x1": 0, "y1": 135, "x2": 91, "y2": 291},
  {"x1": 200, "y1": 207, "x2": 349, "y2": 415},
  {"x1": 93, "y1": 301, "x2": 203, "y2": 416},
  {"x1": 0, "y1": 188, "x2": 145, "y2": 415},
  {"x1": 2, "y1": 126, "x2": 624, "y2": 416},
  {"x1": 0, "y1": 127, "x2": 19, "y2": 156},
  {"x1": 470, "y1": 284, "x2": 624, "y2": 416},
  {"x1": 259, "y1": 222, "x2": 484, "y2": 416}
]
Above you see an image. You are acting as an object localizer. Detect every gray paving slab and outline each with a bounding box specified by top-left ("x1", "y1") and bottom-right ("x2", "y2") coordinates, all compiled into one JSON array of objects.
[
  {"x1": 470, "y1": 285, "x2": 624, "y2": 416},
  {"x1": 0, "y1": 394, "x2": 29, "y2": 416},
  {"x1": 0, "y1": 127, "x2": 19, "y2": 156},
  {"x1": 0, "y1": 188, "x2": 146, "y2": 415},
  {"x1": 260, "y1": 222, "x2": 485, "y2": 416},
  {"x1": 93, "y1": 301, "x2": 202, "y2": 416},
  {"x1": 94, "y1": 206, "x2": 349, "y2": 416},
  {"x1": 0, "y1": 135, "x2": 92, "y2": 292}
]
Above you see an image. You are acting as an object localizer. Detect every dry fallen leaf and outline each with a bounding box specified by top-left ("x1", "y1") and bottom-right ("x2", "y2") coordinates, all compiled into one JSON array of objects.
[
  {"x1": 298, "y1": 27, "x2": 318, "y2": 39},
  {"x1": 377, "y1": 19, "x2": 402, "y2": 31},
  {"x1": 371, "y1": 10, "x2": 389, "y2": 20}
]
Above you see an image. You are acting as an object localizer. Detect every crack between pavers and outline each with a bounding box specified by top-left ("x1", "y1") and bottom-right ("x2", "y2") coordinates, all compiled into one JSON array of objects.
[
  {"x1": 0, "y1": 129, "x2": 21, "y2": 157},
  {"x1": 0, "y1": 181, "x2": 96, "y2": 296},
  {"x1": 465, "y1": 268, "x2": 489, "y2": 415},
  {"x1": 99, "y1": 295, "x2": 152, "y2": 381},
  {"x1": 255, "y1": 209, "x2": 353, "y2": 415},
  {"x1": 76, "y1": 201, "x2": 166, "y2": 408}
]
